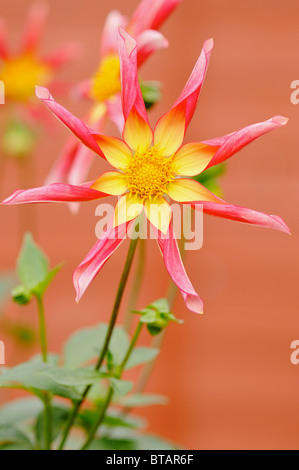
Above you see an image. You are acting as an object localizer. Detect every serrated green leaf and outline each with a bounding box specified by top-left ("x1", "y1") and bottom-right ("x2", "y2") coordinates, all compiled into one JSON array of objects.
[
  {"x1": 125, "y1": 347, "x2": 159, "y2": 370},
  {"x1": 110, "y1": 378, "x2": 133, "y2": 397},
  {"x1": 0, "y1": 398, "x2": 43, "y2": 426},
  {"x1": 120, "y1": 393, "x2": 168, "y2": 407}
]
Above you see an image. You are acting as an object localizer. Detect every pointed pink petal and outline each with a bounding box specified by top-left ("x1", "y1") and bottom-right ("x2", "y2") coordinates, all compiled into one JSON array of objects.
[
  {"x1": 43, "y1": 42, "x2": 82, "y2": 69},
  {"x1": 21, "y1": 2, "x2": 48, "y2": 53},
  {"x1": 129, "y1": 0, "x2": 183, "y2": 36},
  {"x1": 117, "y1": 27, "x2": 149, "y2": 124},
  {"x1": 186, "y1": 201, "x2": 290, "y2": 234},
  {"x1": 2, "y1": 183, "x2": 108, "y2": 205},
  {"x1": 153, "y1": 39, "x2": 213, "y2": 153},
  {"x1": 136, "y1": 29, "x2": 168, "y2": 66},
  {"x1": 73, "y1": 220, "x2": 130, "y2": 301},
  {"x1": 172, "y1": 38, "x2": 213, "y2": 130},
  {"x1": 0, "y1": 18, "x2": 9, "y2": 59},
  {"x1": 203, "y1": 116, "x2": 288, "y2": 169},
  {"x1": 101, "y1": 10, "x2": 128, "y2": 57},
  {"x1": 35, "y1": 86, "x2": 104, "y2": 158},
  {"x1": 153, "y1": 224, "x2": 204, "y2": 314}
]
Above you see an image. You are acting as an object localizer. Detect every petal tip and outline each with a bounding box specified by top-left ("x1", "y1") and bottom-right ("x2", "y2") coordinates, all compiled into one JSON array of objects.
[
  {"x1": 204, "y1": 38, "x2": 214, "y2": 53},
  {"x1": 272, "y1": 115, "x2": 288, "y2": 126},
  {"x1": 35, "y1": 85, "x2": 50, "y2": 100}
]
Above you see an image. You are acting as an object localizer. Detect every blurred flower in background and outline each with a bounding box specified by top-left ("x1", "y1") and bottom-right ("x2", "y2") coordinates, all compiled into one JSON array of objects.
[
  {"x1": 45, "y1": 0, "x2": 183, "y2": 201},
  {"x1": 0, "y1": 1, "x2": 79, "y2": 160}
]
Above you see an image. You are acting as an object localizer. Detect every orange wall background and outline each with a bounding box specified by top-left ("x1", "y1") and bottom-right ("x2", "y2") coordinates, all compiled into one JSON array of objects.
[{"x1": 0, "y1": 0, "x2": 299, "y2": 450}]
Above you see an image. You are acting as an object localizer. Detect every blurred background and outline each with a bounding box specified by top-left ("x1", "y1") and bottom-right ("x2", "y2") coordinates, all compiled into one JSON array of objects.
[{"x1": 0, "y1": 0, "x2": 298, "y2": 450}]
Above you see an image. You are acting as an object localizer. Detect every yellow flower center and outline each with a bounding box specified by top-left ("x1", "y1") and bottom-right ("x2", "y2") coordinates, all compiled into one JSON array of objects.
[
  {"x1": 90, "y1": 54, "x2": 121, "y2": 102},
  {"x1": 124, "y1": 147, "x2": 175, "y2": 200},
  {"x1": 0, "y1": 55, "x2": 50, "y2": 102}
]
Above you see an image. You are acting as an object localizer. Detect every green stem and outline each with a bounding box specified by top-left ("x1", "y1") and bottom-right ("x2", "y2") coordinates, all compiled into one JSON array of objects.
[
  {"x1": 58, "y1": 235, "x2": 139, "y2": 451},
  {"x1": 81, "y1": 322, "x2": 143, "y2": 450},
  {"x1": 123, "y1": 238, "x2": 146, "y2": 333},
  {"x1": 35, "y1": 294, "x2": 51, "y2": 450},
  {"x1": 132, "y1": 236, "x2": 186, "y2": 395},
  {"x1": 36, "y1": 295, "x2": 47, "y2": 363},
  {"x1": 43, "y1": 393, "x2": 52, "y2": 451}
]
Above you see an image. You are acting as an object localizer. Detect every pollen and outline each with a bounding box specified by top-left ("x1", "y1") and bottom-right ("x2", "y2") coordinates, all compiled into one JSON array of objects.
[
  {"x1": 90, "y1": 54, "x2": 121, "y2": 102},
  {"x1": 124, "y1": 147, "x2": 175, "y2": 200},
  {"x1": 0, "y1": 55, "x2": 50, "y2": 102}
]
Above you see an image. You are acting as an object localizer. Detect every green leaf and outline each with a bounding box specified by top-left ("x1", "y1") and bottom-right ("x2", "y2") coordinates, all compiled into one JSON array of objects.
[
  {"x1": 109, "y1": 326, "x2": 130, "y2": 366},
  {"x1": 0, "y1": 426, "x2": 33, "y2": 450},
  {"x1": 64, "y1": 324, "x2": 107, "y2": 368},
  {"x1": 193, "y1": 163, "x2": 227, "y2": 198},
  {"x1": 120, "y1": 393, "x2": 168, "y2": 407},
  {"x1": 0, "y1": 358, "x2": 81, "y2": 400},
  {"x1": 135, "y1": 434, "x2": 177, "y2": 450},
  {"x1": 149, "y1": 298, "x2": 170, "y2": 313},
  {"x1": 138, "y1": 310, "x2": 157, "y2": 323},
  {"x1": 88, "y1": 434, "x2": 176, "y2": 451},
  {"x1": 110, "y1": 378, "x2": 133, "y2": 397},
  {"x1": 43, "y1": 367, "x2": 105, "y2": 387},
  {"x1": 17, "y1": 233, "x2": 49, "y2": 292},
  {"x1": 125, "y1": 347, "x2": 159, "y2": 370},
  {"x1": 35, "y1": 264, "x2": 63, "y2": 296},
  {"x1": 77, "y1": 408, "x2": 142, "y2": 432},
  {"x1": 0, "y1": 398, "x2": 43, "y2": 427},
  {"x1": 15, "y1": 233, "x2": 61, "y2": 298},
  {"x1": 140, "y1": 80, "x2": 162, "y2": 110},
  {"x1": 88, "y1": 436, "x2": 137, "y2": 450},
  {"x1": 64, "y1": 323, "x2": 129, "y2": 368}
]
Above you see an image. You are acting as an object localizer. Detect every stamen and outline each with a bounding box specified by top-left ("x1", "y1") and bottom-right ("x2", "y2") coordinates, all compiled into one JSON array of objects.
[{"x1": 124, "y1": 146, "x2": 175, "y2": 200}]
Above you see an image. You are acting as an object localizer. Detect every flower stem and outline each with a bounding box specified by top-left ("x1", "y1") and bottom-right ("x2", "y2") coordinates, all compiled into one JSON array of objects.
[
  {"x1": 132, "y1": 236, "x2": 186, "y2": 395},
  {"x1": 36, "y1": 295, "x2": 48, "y2": 363},
  {"x1": 123, "y1": 238, "x2": 146, "y2": 333},
  {"x1": 81, "y1": 322, "x2": 143, "y2": 450},
  {"x1": 58, "y1": 235, "x2": 139, "y2": 450},
  {"x1": 35, "y1": 294, "x2": 51, "y2": 450}
]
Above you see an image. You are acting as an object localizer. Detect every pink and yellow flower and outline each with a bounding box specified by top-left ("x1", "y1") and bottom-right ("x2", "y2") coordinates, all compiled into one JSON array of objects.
[
  {"x1": 46, "y1": 0, "x2": 183, "y2": 191},
  {"x1": 2, "y1": 29, "x2": 290, "y2": 314},
  {"x1": 0, "y1": 2, "x2": 78, "y2": 115}
]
